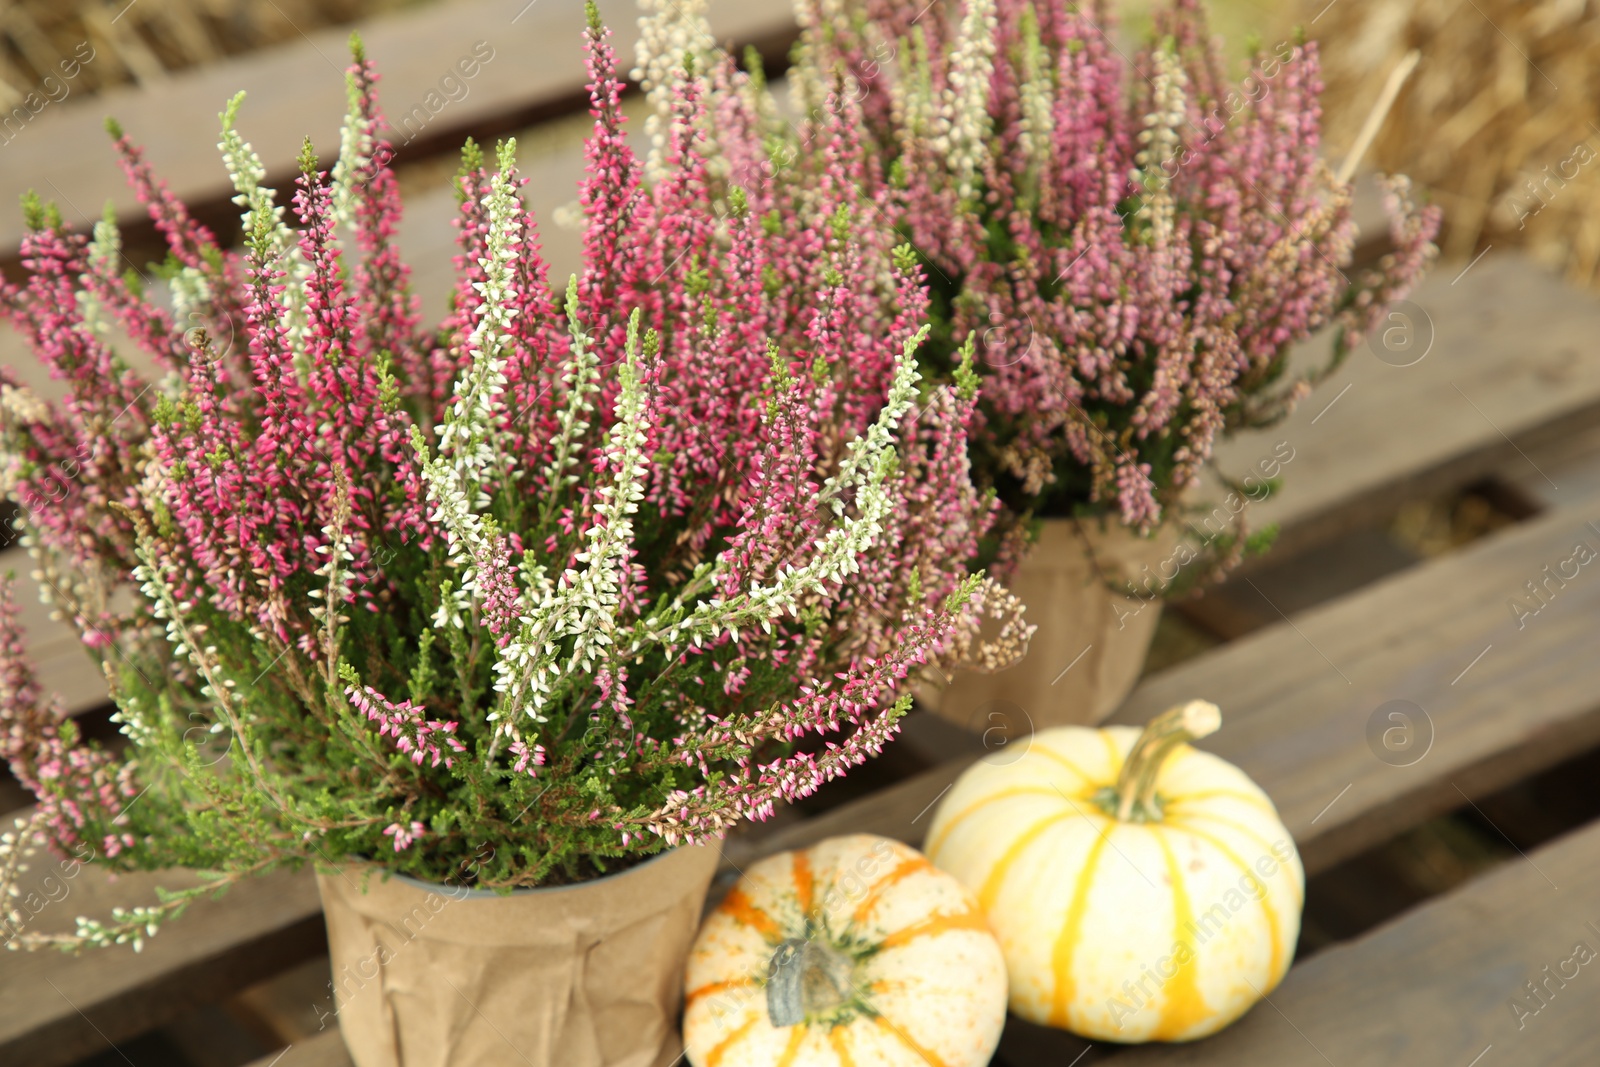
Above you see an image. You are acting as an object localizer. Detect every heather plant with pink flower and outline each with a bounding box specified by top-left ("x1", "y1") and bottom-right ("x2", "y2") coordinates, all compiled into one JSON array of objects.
[
  {"x1": 0, "y1": 9, "x2": 1011, "y2": 951},
  {"x1": 773, "y1": 0, "x2": 1441, "y2": 564}
]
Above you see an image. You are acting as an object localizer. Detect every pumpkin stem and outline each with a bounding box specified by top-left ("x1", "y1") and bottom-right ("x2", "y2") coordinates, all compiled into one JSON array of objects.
[
  {"x1": 766, "y1": 936, "x2": 854, "y2": 1028},
  {"x1": 1112, "y1": 700, "x2": 1221, "y2": 822}
]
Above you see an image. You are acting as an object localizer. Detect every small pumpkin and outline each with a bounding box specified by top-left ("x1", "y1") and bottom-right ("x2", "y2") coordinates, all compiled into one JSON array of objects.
[
  {"x1": 683, "y1": 833, "x2": 1008, "y2": 1066},
  {"x1": 926, "y1": 700, "x2": 1304, "y2": 1042}
]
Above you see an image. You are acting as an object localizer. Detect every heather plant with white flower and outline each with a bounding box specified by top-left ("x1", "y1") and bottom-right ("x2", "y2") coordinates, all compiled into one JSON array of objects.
[
  {"x1": 771, "y1": 0, "x2": 1441, "y2": 564},
  {"x1": 0, "y1": 9, "x2": 1008, "y2": 951}
]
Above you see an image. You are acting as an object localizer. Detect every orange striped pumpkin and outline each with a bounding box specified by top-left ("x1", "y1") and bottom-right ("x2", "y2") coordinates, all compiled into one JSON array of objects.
[
  {"x1": 682, "y1": 834, "x2": 1008, "y2": 1066},
  {"x1": 926, "y1": 701, "x2": 1305, "y2": 1042}
]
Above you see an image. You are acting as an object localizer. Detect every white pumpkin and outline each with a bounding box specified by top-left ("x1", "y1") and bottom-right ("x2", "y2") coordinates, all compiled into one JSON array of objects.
[
  {"x1": 683, "y1": 833, "x2": 1008, "y2": 1066},
  {"x1": 926, "y1": 700, "x2": 1304, "y2": 1042}
]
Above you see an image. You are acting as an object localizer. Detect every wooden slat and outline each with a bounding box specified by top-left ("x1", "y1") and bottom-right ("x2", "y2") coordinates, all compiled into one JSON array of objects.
[
  {"x1": 247, "y1": 1030, "x2": 354, "y2": 1067},
  {"x1": 1112, "y1": 819, "x2": 1600, "y2": 1067},
  {"x1": 1503, "y1": 419, "x2": 1600, "y2": 513},
  {"x1": 0, "y1": 855, "x2": 324, "y2": 1067},
  {"x1": 725, "y1": 485, "x2": 1600, "y2": 880},
  {"x1": 1216, "y1": 252, "x2": 1600, "y2": 559},
  {"x1": 0, "y1": 553, "x2": 108, "y2": 718},
  {"x1": 0, "y1": 0, "x2": 796, "y2": 258}
]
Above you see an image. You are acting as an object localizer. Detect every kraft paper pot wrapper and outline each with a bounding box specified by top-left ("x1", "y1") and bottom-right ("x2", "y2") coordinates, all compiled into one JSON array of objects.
[
  {"x1": 316, "y1": 841, "x2": 721, "y2": 1067},
  {"x1": 922, "y1": 516, "x2": 1181, "y2": 731}
]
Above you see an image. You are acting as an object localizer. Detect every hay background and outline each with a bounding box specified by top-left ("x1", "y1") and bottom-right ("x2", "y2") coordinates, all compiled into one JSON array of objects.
[{"x1": 1307, "y1": 0, "x2": 1600, "y2": 285}]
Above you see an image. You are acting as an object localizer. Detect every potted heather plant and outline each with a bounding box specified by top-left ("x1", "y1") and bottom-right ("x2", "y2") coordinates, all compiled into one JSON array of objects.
[
  {"x1": 0, "y1": 13, "x2": 1011, "y2": 1067},
  {"x1": 678, "y1": 0, "x2": 1440, "y2": 728}
]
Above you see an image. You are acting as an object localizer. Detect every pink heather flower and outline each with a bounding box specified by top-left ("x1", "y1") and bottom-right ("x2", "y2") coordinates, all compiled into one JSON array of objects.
[
  {"x1": 346, "y1": 685, "x2": 468, "y2": 769},
  {"x1": 383, "y1": 821, "x2": 426, "y2": 852},
  {"x1": 509, "y1": 740, "x2": 545, "y2": 776},
  {"x1": 0, "y1": 577, "x2": 138, "y2": 853}
]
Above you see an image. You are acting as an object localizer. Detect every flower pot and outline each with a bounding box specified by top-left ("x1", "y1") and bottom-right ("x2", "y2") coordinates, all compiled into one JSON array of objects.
[
  {"x1": 315, "y1": 843, "x2": 721, "y2": 1067},
  {"x1": 925, "y1": 516, "x2": 1181, "y2": 732}
]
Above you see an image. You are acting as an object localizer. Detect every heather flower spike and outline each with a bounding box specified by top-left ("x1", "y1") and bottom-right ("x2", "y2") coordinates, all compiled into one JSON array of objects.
[{"x1": 0, "y1": 16, "x2": 1004, "y2": 950}]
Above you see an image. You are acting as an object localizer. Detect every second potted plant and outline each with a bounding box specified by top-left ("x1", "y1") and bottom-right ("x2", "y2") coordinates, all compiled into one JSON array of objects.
[{"x1": 759, "y1": 0, "x2": 1442, "y2": 726}]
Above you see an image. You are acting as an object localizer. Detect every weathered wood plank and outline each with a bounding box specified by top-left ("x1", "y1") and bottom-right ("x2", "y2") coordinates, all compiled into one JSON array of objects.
[
  {"x1": 1111, "y1": 818, "x2": 1600, "y2": 1067},
  {"x1": 1216, "y1": 253, "x2": 1600, "y2": 559},
  {"x1": 0, "y1": 853, "x2": 324, "y2": 1067},
  {"x1": 726, "y1": 486, "x2": 1600, "y2": 884},
  {"x1": 0, "y1": 0, "x2": 797, "y2": 257}
]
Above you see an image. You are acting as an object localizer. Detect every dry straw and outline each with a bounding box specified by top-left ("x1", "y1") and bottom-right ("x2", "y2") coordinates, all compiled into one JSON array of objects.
[
  {"x1": 0, "y1": 0, "x2": 417, "y2": 99},
  {"x1": 1310, "y1": 0, "x2": 1600, "y2": 283}
]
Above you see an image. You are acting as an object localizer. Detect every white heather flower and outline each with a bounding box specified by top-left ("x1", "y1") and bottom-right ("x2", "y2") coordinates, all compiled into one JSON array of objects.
[
  {"x1": 632, "y1": 0, "x2": 715, "y2": 180},
  {"x1": 666, "y1": 326, "x2": 929, "y2": 647},
  {"x1": 1016, "y1": 6, "x2": 1054, "y2": 178},
  {"x1": 221, "y1": 92, "x2": 311, "y2": 361},
  {"x1": 1135, "y1": 45, "x2": 1188, "y2": 249},
  {"x1": 563, "y1": 315, "x2": 650, "y2": 674},
  {"x1": 488, "y1": 314, "x2": 649, "y2": 724},
  {"x1": 170, "y1": 266, "x2": 213, "y2": 333},
  {"x1": 0, "y1": 384, "x2": 51, "y2": 426},
  {"x1": 436, "y1": 141, "x2": 521, "y2": 502},
  {"x1": 76, "y1": 211, "x2": 121, "y2": 339},
  {"x1": 940, "y1": 0, "x2": 999, "y2": 202},
  {"x1": 537, "y1": 275, "x2": 601, "y2": 513},
  {"x1": 330, "y1": 73, "x2": 374, "y2": 228}
]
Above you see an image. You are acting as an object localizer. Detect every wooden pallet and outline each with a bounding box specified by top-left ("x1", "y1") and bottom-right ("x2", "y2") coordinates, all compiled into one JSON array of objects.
[{"x1": 4, "y1": 5, "x2": 1600, "y2": 1067}]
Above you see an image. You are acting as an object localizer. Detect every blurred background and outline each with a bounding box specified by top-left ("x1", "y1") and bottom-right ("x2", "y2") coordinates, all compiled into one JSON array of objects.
[{"x1": 3, "y1": 1, "x2": 1600, "y2": 1064}]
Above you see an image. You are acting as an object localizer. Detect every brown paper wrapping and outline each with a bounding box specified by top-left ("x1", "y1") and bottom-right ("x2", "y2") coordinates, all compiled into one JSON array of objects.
[
  {"x1": 316, "y1": 843, "x2": 721, "y2": 1067},
  {"x1": 925, "y1": 516, "x2": 1181, "y2": 731}
]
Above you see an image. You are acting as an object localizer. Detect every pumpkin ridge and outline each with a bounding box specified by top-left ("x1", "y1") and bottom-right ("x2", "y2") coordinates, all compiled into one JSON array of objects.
[
  {"x1": 1166, "y1": 821, "x2": 1284, "y2": 982},
  {"x1": 827, "y1": 1025, "x2": 858, "y2": 1067},
  {"x1": 1029, "y1": 745, "x2": 1099, "y2": 785},
  {"x1": 877, "y1": 906, "x2": 990, "y2": 950},
  {"x1": 978, "y1": 811, "x2": 1073, "y2": 910},
  {"x1": 1098, "y1": 730, "x2": 1125, "y2": 774},
  {"x1": 705, "y1": 1016, "x2": 758, "y2": 1067},
  {"x1": 1153, "y1": 836, "x2": 1211, "y2": 1040},
  {"x1": 875, "y1": 1012, "x2": 950, "y2": 1067},
  {"x1": 1167, "y1": 813, "x2": 1304, "y2": 908},
  {"x1": 1048, "y1": 831, "x2": 1109, "y2": 1028},
  {"x1": 720, "y1": 887, "x2": 782, "y2": 940},
  {"x1": 686, "y1": 976, "x2": 757, "y2": 1007},
  {"x1": 851, "y1": 854, "x2": 931, "y2": 925},
  {"x1": 774, "y1": 1024, "x2": 807, "y2": 1066},
  {"x1": 925, "y1": 785, "x2": 1072, "y2": 856},
  {"x1": 793, "y1": 850, "x2": 815, "y2": 918}
]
